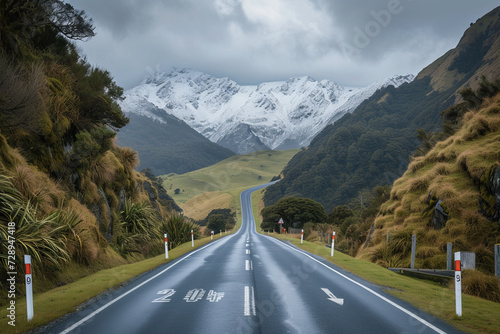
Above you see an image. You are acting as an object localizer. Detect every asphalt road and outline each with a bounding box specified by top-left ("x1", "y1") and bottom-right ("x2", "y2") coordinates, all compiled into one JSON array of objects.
[{"x1": 46, "y1": 183, "x2": 461, "y2": 334}]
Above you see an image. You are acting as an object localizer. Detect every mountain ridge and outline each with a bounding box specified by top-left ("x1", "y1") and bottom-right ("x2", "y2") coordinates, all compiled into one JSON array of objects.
[
  {"x1": 263, "y1": 6, "x2": 500, "y2": 212},
  {"x1": 116, "y1": 100, "x2": 235, "y2": 176},
  {"x1": 120, "y1": 68, "x2": 414, "y2": 154}
]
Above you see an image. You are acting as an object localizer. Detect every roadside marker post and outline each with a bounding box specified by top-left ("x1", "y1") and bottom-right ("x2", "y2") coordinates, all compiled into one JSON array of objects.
[
  {"x1": 24, "y1": 255, "x2": 34, "y2": 321},
  {"x1": 191, "y1": 230, "x2": 194, "y2": 247},
  {"x1": 301, "y1": 229, "x2": 304, "y2": 244},
  {"x1": 455, "y1": 252, "x2": 462, "y2": 317},
  {"x1": 164, "y1": 234, "x2": 168, "y2": 259},
  {"x1": 331, "y1": 232, "x2": 335, "y2": 257},
  {"x1": 211, "y1": 231, "x2": 214, "y2": 240}
]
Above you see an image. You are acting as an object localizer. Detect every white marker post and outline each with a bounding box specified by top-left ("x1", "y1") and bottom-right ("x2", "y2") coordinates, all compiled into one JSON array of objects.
[
  {"x1": 164, "y1": 234, "x2": 168, "y2": 259},
  {"x1": 191, "y1": 230, "x2": 194, "y2": 247},
  {"x1": 331, "y1": 232, "x2": 335, "y2": 256},
  {"x1": 24, "y1": 255, "x2": 34, "y2": 321},
  {"x1": 455, "y1": 252, "x2": 462, "y2": 317},
  {"x1": 301, "y1": 229, "x2": 304, "y2": 244},
  {"x1": 211, "y1": 231, "x2": 214, "y2": 240}
]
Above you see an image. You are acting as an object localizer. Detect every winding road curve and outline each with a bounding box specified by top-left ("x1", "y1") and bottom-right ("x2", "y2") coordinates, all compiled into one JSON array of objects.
[{"x1": 47, "y1": 183, "x2": 461, "y2": 333}]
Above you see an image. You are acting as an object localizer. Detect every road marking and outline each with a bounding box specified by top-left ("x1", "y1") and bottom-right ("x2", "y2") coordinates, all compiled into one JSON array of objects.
[
  {"x1": 246, "y1": 243, "x2": 250, "y2": 247},
  {"x1": 184, "y1": 289, "x2": 206, "y2": 302},
  {"x1": 246, "y1": 249, "x2": 251, "y2": 254},
  {"x1": 206, "y1": 290, "x2": 225, "y2": 302},
  {"x1": 152, "y1": 289, "x2": 176, "y2": 303},
  {"x1": 244, "y1": 286, "x2": 256, "y2": 316},
  {"x1": 321, "y1": 288, "x2": 344, "y2": 306},
  {"x1": 245, "y1": 260, "x2": 253, "y2": 271},
  {"x1": 273, "y1": 239, "x2": 447, "y2": 334},
  {"x1": 58, "y1": 241, "x2": 219, "y2": 334}
]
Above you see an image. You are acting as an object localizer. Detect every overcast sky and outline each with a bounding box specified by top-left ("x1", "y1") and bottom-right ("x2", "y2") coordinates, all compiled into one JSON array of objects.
[{"x1": 70, "y1": 0, "x2": 499, "y2": 89}]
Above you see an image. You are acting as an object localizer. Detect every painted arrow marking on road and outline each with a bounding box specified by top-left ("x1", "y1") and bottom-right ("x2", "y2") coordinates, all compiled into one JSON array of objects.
[{"x1": 321, "y1": 288, "x2": 344, "y2": 306}]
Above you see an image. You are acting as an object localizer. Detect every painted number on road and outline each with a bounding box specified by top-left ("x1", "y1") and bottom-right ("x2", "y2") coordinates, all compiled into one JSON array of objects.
[
  {"x1": 206, "y1": 290, "x2": 225, "y2": 302},
  {"x1": 184, "y1": 289, "x2": 206, "y2": 302},
  {"x1": 152, "y1": 289, "x2": 176, "y2": 303}
]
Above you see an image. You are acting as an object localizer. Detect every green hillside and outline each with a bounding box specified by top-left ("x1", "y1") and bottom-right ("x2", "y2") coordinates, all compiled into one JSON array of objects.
[
  {"x1": 358, "y1": 91, "x2": 500, "y2": 275},
  {"x1": 161, "y1": 149, "x2": 298, "y2": 205},
  {"x1": 116, "y1": 108, "x2": 235, "y2": 175},
  {"x1": 160, "y1": 149, "x2": 298, "y2": 221},
  {"x1": 264, "y1": 6, "x2": 500, "y2": 213}
]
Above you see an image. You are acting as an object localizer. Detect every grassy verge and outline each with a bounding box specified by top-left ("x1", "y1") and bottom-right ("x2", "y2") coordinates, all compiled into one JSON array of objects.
[
  {"x1": 251, "y1": 189, "x2": 500, "y2": 334},
  {"x1": 0, "y1": 234, "x2": 227, "y2": 334}
]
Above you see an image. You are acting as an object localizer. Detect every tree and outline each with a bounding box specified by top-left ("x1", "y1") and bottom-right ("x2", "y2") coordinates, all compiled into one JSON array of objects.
[
  {"x1": 261, "y1": 196, "x2": 326, "y2": 230},
  {"x1": 207, "y1": 214, "x2": 227, "y2": 232},
  {"x1": 0, "y1": 0, "x2": 94, "y2": 56}
]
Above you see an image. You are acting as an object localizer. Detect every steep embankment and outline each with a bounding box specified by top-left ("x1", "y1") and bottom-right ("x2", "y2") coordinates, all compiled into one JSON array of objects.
[
  {"x1": 0, "y1": 2, "x2": 182, "y2": 298},
  {"x1": 264, "y1": 6, "x2": 500, "y2": 212},
  {"x1": 358, "y1": 93, "x2": 500, "y2": 272}
]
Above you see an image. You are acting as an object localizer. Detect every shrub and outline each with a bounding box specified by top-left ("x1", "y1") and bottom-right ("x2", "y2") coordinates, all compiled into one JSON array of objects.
[
  {"x1": 461, "y1": 270, "x2": 500, "y2": 302},
  {"x1": 161, "y1": 214, "x2": 201, "y2": 250}
]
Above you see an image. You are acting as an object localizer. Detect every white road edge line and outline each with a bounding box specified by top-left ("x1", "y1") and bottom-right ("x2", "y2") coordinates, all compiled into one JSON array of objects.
[
  {"x1": 273, "y1": 239, "x2": 447, "y2": 334},
  {"x1": 58, "y1": 241, "x2": 219, "y2": 334}
]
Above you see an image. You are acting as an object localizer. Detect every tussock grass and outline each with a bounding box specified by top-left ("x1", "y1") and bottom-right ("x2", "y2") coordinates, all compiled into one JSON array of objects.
[
  {"x1": 416, "y1": 245, "x2": 439, "y2": 259},
  {"x1": 433, "y1": 162, "x2": 453, "y2": 175},
  {"x1": 90, "y1": 151, "x2": 118, "y2": 186},
  {"x1": 461, "y1": 270, "x2": 500, "y2": 302},
  {"x1": 359, "y1": 94, "x2": 500, "y2": 277}
]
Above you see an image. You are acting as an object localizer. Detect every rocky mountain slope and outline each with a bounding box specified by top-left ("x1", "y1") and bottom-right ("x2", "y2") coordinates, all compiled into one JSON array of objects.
[{"x1": 120, "y1": 68, "x2": 413, "y2": 154}]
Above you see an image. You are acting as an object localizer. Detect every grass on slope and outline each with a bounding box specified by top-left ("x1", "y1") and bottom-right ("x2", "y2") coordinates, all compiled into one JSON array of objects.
[
  {"x1": 161, "y1": 149, "x2": 298, "y2": 205},
  {"x1": 251, "y1": 189, "x2": 500, "y2": 334},
  {"x1": 162, "y1": 149, "x2": 298, "y2": 222}
]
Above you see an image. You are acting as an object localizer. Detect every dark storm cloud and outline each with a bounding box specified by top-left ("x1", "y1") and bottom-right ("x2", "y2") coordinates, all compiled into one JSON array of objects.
[{"x1": 69, "y1": 0, "x2": 499, "y2": 89}]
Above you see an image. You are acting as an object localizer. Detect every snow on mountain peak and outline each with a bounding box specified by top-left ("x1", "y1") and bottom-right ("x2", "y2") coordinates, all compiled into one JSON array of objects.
[{"x1": 120, "y1": 68, "x2": 414, "y2": 154}]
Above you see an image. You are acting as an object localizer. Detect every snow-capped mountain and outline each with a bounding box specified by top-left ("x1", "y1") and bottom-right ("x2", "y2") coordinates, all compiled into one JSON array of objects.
[{"x1": 120, "y1": 68, "x2": 414, "y2": 154}]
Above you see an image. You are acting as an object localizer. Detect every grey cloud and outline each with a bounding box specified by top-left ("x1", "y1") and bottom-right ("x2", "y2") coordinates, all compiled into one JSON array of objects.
[{"x1": 69, "y1": 0, "x2": 499, "y2": 89}]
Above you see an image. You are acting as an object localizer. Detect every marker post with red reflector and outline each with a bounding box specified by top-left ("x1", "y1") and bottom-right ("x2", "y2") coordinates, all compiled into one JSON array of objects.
[
  {"x1": 301, "y1": 229, "x2": 304, "y2": 244},
  {"x1": 191, "y1": 230, "x2": 194, "y2": 247},
  {"x1": 164, "y1": 234, "x2": 168, "y2": 259},
  {"x1": 455, "y1": 252, "x2": 462, "y2": 317},
  {"x1": 331, "y1": 232, "x2": 335, "y2": 256},
  {"x1": 211, "y1": 231, "x2": 214, "y2": 240},
  {"x1": 24, "y1": 255, "x2": 34, "y2": 321}
]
